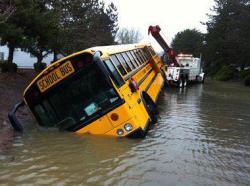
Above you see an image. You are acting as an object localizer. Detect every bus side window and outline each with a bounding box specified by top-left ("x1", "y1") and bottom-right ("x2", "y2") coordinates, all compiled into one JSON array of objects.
[
  {"x1": 134, "y1": 49, "x2": 144, "y2": 65},
  {"x1": 139, "y1": 49, "x2": 147, "y2": 62},
  {"x1": 104, "y1": 59, "x2": 124, "y2": 87},
  {"x1": 149, "y1": 47, "x2": 156, "y2": 56},
  {"x1": 129, "y1": 51, "x2": 141, "y2": 67},
  {"x1": 143, "y1": 47, "x2": 151, "y2": 59},
  {"x1": 121, "y1": 52, "x2": 135, "y2": 70},
  {"x1": 116, "y1": 53, "x2": 132, "y2": 73},
  {"x1": 110, "y1": 55, "x2": 127, "y2": 76},
  {"x1": 126, "y1": 51, "x2": 138, "y2": 68}
]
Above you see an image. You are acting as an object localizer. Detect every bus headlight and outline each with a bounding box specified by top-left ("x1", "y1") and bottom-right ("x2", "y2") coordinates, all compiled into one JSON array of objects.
[
  {"x1": 117, "y1": 129, "x2": 124, "y2": 136},
  {"x1": 124, "y1": 123, "x2": 133, "y2": 132}
]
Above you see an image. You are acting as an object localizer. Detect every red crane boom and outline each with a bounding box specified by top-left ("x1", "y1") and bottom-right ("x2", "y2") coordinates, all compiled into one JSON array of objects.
[{"x1": 148, "y1": 25, "x2": 179, "y2": 66}]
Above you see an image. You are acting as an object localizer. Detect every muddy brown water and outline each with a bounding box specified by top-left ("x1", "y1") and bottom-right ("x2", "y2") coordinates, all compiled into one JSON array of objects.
[{"x1": 0, "y1": 81, "x2": 250, "y2": 185}]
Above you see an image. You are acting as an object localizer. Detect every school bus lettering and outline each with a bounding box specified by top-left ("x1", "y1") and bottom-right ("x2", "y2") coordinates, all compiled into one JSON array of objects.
[
  {"x1": 59, "y1": 63, "x2": 73, "y2": 76},
  {"x1": 37, "y1": 61, "x2": 75, "y2": 92}
]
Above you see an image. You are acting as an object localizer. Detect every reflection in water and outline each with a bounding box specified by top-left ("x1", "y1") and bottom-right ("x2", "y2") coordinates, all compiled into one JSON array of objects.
[{"x1": 0, "y1": 81, "x2": 250, "y2": 185}]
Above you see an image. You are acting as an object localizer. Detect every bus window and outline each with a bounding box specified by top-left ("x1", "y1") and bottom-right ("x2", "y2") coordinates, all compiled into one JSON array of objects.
[
  {"x1": 143, "y1": 47, "x2": 151, "y2": 59},
  {"x1": 134, "y1": 50, "x2": 144, "y2": 65},
  {"x1": 149, "y1": 46, "x2": 156, "y2": 56},
  {"x1": 116, "y1": 53, "x2": 132, "y2": 73},
  {"x1": 129, "y1": 51, "x2": 141, "y2": 67},
  {"x1": 34, "y1": 102, "x2": 57, "y2": 127},
  {"x1": 121, "y1": 53, "x2": 135, "y2": 70},
  {"x1": 111, "y1": 55, "x2": 127, "y2": 76},
  {"x1": 138, "y1": 49, "x2": 147, "y2": 62},
  {"x1": 126, "y1": 51, "x2": 138, "y2": 68},
  {"x1": 104, "y1": 59, "x2": 124, "y2": 87}
]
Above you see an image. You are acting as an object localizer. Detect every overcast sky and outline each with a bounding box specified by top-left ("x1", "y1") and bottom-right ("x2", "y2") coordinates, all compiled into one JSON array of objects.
[{"x1": 104, "y1": 0, "x2": 215, "y2": 51}]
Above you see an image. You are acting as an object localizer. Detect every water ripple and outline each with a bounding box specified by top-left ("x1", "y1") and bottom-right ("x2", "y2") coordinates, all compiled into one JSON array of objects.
[{"x1": 1, "y1": 83, "x2": 250, "y2": 185}]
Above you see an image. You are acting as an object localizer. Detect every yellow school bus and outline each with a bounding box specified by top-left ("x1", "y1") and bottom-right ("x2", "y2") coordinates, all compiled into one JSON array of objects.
[{"x1": 9, "y1": 44, "x2": 165, "y2": 137}]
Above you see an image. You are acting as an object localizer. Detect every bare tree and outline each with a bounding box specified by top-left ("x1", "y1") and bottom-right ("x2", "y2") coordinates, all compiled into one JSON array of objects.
[{"x1": 116, "y1": 27, "x2": 143, "y2": 44}]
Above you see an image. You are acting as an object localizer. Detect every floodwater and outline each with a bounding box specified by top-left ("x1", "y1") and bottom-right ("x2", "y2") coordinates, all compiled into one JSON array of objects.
[{"x1": 1, "y1": 81, "x2": 250, "y2": 185}]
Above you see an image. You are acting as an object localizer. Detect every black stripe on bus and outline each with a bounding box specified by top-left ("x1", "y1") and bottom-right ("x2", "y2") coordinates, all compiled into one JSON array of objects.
[
  {"x1": 124, "y1": 63, "x2": 148, "y2": 81},
  {"x1": 138, "y1": 69, "x2": 153, "y2": 87},
  {"x1": 145, "y1": 73, "x2": 158, "y2": 92}
]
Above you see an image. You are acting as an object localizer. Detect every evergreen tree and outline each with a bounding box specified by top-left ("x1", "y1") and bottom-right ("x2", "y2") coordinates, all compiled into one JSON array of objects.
[
  {"x1": 0, "y1": 2, "x2": 16, "y2": 23},
  {"x1": 0, "y1": 0, "x2": 118, "y2": 71},
  {"x1": 60, "y1": 0, "x2": 118, "y2": 54},
  {"x1": 22, "y1": 0, "x2": 60, "y2": 66},
  {"x1": 171, "y1": 29, "x2": 204, "y2": 57},
  {"x1": 0, "y1": 0, "x2": 30, "y2": 64},
  {"x1": 204, "y1": 0, "x2": 250, "y2": 72}
]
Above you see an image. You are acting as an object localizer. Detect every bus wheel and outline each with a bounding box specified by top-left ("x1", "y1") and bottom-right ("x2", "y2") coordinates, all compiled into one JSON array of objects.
[{"x1": 142, "y1": 92, "x2": 157, "y2": 123}]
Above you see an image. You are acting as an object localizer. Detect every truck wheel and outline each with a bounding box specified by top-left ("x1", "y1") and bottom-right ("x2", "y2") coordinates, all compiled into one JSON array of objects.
[{"x1": 196, "y1": 75, "x2": 203, "y2": 83}]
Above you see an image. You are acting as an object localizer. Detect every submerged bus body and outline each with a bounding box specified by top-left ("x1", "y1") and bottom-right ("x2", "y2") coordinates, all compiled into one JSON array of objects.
[{"x1": 9, "y1": 44, "x2": 165, "y2": 137}]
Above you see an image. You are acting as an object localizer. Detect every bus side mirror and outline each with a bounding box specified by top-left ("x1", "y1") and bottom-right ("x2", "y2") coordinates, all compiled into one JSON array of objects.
[
  {"x1": 129, "y1": 78, "x2": 139, "y2": 93},
  {"x1": 129, "y1": 81, "x2": 137, "y2": 93},
  {"x1": 8, "y1": 100, "x2": 25, "y2": 132}
]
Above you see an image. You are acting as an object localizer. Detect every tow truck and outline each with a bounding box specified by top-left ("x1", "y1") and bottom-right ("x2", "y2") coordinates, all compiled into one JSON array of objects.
[{"x1": 148, "y1": 25, "x2": 205, "y2": 87}]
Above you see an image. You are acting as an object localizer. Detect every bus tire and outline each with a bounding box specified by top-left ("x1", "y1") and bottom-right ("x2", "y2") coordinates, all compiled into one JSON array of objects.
[{"x1": 142, "y1": 92, "x2": 157, "y2": 123}]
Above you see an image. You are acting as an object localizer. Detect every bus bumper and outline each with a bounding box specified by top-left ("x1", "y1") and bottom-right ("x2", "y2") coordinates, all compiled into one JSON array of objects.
[{"x1": 105, "y1": 118, "x2": 150, "y2": 137}]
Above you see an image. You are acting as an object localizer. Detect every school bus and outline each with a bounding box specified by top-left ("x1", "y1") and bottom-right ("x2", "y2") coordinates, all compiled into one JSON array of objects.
[{"x1": 9, "y1": 44, "x2": 165, "y2": 137}]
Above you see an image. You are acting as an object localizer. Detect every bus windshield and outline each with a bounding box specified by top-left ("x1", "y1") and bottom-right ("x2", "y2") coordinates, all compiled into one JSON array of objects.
[{"x1": 33, "y1": 62, "x2": 121, "y2": 130}]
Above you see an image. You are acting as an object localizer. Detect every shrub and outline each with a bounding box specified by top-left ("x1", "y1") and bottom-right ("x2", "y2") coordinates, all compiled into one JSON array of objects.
[
  {"x1": 244, "y1": 75, "x2": 250, "y2": 86},
  {"x1": 0, "y1": 62, "x2": 18, "y2": 73},
  {"x1": 214, "y1": 65, "x2": 238, "y2": 81},
  {"x1": 34, "y1": 62, "x2": 47, "y2": 72},
  {"x1": 240, "y1": 69, "x2": 250, "y2": 79}
]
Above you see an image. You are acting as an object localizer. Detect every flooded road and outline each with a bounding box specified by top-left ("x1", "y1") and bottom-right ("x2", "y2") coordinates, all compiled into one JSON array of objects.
[{"x1": 1, "y1": 81, "x2": 250, "y2": 185}]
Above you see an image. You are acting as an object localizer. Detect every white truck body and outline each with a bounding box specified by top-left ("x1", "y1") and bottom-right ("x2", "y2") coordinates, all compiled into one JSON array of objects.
[{"x1": 166, "y1": 54, "x2": 205, "y2": 87}]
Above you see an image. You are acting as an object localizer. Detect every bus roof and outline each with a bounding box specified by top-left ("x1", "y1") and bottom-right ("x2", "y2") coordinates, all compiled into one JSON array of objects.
[
  {"x1": 23, "y1": 43, "x2": 151, "y2": 97},
  {"x1": 90, "y1": 43, "x2": 151, "y2": 56}
]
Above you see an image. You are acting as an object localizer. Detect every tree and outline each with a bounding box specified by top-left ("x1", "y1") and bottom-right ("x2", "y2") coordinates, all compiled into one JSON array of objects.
[
  {"x1": 0, "y1": 0, "x2": 29, "y2": 64},
  {"x1": 59, "y1": 0, "x2": 118, "y2": 54},
  {"x1": 0, "y1": 2, "x2": 16, "y2": 23},
  {"x1": 116, "y1": 28, "x2": 142, "y2": 44},
  {"x1": 204, "y1": 0, "x2": 250, "y2": 72},
  {"x1": 0, "y1": 0, "x2": 119, "y2": 72},
  {"x1": 22, "y1": 1, "x2": 60, "y2": 66},
  {"x1": 171, "y1": 29, "x2": 204, "y2": 57}
]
